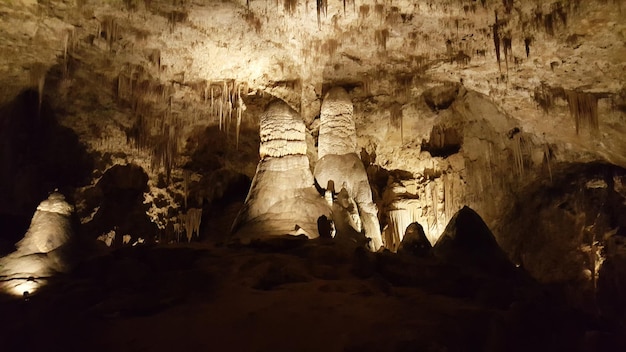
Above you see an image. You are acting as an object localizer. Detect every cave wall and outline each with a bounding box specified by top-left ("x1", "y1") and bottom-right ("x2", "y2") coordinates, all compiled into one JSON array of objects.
[{"x1": 0, "y1": 1, "x2": 624, "y2": 262}]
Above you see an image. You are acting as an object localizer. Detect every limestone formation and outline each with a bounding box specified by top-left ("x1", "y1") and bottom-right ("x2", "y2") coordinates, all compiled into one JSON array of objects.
[
  {"x1": 15, "y1": 192, "x2": 73, "y2": 254},
  {"x1": 398, "y1": 222, "x2": 432, "y2": 257},
  {"x1": 314, "y1": 88, "x2": 383, "y2": 251},
  {"x1": 232, "y1": 100, "x2": 330, "y2": 241},
  {"x1": 317, "y1": 87, "x2": 357, "y2": 159},
  {"x1": 433, "y1": 206, "x2": 515, "y2": 276},
  {"x1": 0, "y1": 192, "x2": 74, "y2": 295}
]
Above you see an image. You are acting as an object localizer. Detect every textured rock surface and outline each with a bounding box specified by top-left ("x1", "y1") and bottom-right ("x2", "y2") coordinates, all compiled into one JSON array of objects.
[
  {"x1": 232, "y1": 101, "x2": 330, "y2": 240},
  {"x1": 0, "y1": 192, "x2": 75, "y2": 295},
  {"x1": 315, "y1": 149, "x2": 383, "y2": 250},
  {"x1": 318, "y1": 87, "x2": 357, "y2": 159},
  {"x1": 0, "y1": 0, "x2": 624, "y2": 318},
  {"x1": 259, "y1": 101, "x2": 308, "y2": 159},
  {"x1": 16, "y1": 192, "x2": 73, "y2": 254}
]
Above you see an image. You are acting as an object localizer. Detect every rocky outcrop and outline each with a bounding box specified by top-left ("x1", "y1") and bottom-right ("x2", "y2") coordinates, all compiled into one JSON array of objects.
[
  {"x1": 433, "y1": 206, "x2": 515, "y2": 277},
  {"x1": 15, "y1": 192, "x2": 73, "y2": 254},
  {"x1": 81, "y1": 164, "x2": 157, "y2": 247},
  {"x1": 0, "y1": 192, "x2": 74, "y2": 296},
  {"x1": 398, "y1": 222, "x2": 432, "y2": 257},
  {"x1": 231, "y1": 101, "x2": 330, "y2": 241},
  {"x1": 314, "y1": 87, "x2": 383, "y2": 251}
]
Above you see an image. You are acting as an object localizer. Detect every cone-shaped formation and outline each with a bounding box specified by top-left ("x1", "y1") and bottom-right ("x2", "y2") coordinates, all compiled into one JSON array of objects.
[
  {"x1": 433, "y1": 206, "x2": 515, "y2": 276},
  {"x1": 318, "y1": 87, "x2": 357, "y2": 159},
  {"x1": 398, "y1": 222, "x2": 431, "y2": 257},
  {"x1": 0, "y1": 192, "x2": 74, "y2": 296},
  {"x1": 16, "y1": 192, "x2": 73, "y2": 254},
  {"x1": 232, "y1": 100, "x2": 330, "y2": 241},
  {"x1": 314, "y1": 88, "x2": 383, "y2": 251}
]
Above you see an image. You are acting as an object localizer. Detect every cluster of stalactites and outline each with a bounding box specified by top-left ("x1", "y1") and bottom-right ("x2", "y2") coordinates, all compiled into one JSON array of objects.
[
  {"x1": 205, "y1": 80, "x2": 248, "y2": 149},
  {"x1": 181, "y1": 208, "x2": 202, "y2": 243},
  {"x1": 259, "y1": 101, "x2": 307, "y2": 159},
  {"x1": 566, "y1": 90, "x2": 599, "y2": 134}
]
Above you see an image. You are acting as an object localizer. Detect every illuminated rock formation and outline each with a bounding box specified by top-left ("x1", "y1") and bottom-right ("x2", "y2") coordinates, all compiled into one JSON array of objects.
[
  {"x1": 317, "y1": 87, "x2": 357, "y2": 159},
  {"x1": 15, "y1": 192, "x2": 73, "y2": 254},
  {"x1": 231, "y1": 100, "x2": 330, "y2": 241},
  {"x1": 0, "y1": 192, "x2": 74, "y2": 296},
  {"x1": 314, "y1": 88, "x2": 383, "y2": 251}
]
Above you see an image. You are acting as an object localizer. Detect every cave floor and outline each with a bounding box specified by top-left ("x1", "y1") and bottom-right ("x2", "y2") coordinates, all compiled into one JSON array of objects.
[{"x1": 0, "y1": 239, "x2": 615, "y2": 352}]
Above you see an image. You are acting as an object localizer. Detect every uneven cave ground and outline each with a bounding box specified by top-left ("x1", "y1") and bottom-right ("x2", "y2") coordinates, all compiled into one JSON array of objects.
[{"x1": 0, "y1": 232, "x2": 619, "y2": 352}]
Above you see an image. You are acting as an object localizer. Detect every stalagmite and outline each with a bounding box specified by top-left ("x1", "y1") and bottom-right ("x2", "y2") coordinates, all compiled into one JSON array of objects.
[
  {"x1": 317, "y1": 87, "x2": 357, "y2": 159},
  {"x1": 231, "y1": 100, "x2": 330, "y2": 241},
  {"x1": 434, "y1": 206, "x2": 516, "y2": 276},
  {"x1": 314, "y1": 87, "x2": 383, "y2": 251},
  {"x1": 0, "y1": 192, "x2": 74, "y2": 296}
]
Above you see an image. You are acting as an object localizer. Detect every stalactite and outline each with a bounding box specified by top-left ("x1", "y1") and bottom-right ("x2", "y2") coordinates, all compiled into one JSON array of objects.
[
  {"x1": 512, "y1": 133, "x2": 524, "y2": 177},
  {"x1": 359, "y1": 4, "x2": 370, "y2": 19},
  {"x1": 63, "y1": 28, "x2": 74, "y2": 78},
  {"x1": 148, "y1": 49, "x2": 161, "y2": 72},
  {"x1": 362, "y1": 75, "x2": 372, "y2": 96},
  {"x1": 492, "y1": 11, "x2": 501, "y2": 71},
  {"x1": 389, "y1": 103, "x2": 403, "y2": 144},
  {"x1": 524, "y1": 37, "x2": 531, "y2": 57},
  {"x1": 566, "y1": 90, "x2": 599, "y2": 134},
  {"x1": 30, "y1": 63, "x2": 47, "y2": 119},
  {"x1": 544, "y1": 13, "x2": 555, "y2": 36},
  {"x1": 182, "y1": 208, "x2": 202, "y2": 243},
  {"x1": 544, "y1": 143, "x2": 553, "y2": 183},
  {"x1": 374, "y1": 4, "x2": 384, "y2": 21},
  {"x1": 375, "y1": 29, "x2": 390, "y2": 50},
  {"x1": 443, "y1": 174, "x2": 450, "y2": 222},
  {"x1": 168, "y1": 10, "x2": 188, "y2": 33},
  {"x1": 284, "y1": 0, "x2": 297, "y2": 15},
  {"x1": 487, "y1": 142, "x2": 494, "y2": 187},
  {"x1": 430, "y1": 182, "x2": 438, "y2": 230},
  {"x1": 316, "y1": 0, "x2": 327, "y2": 28},
  {"x1": 503, "y1": 34, "x2": 512, "y2": 69},
  {"x1": 219, "y1": 95, "x2": 224, "y2": 130},
  {"x1": 210, "y1": 85, "x2": 215, "y2": 119},
  {"x1": 388, "y1": 209, "x2": 410, "y2": 252},
  {"x1": 324, "y1": 39, "x2": 339, "y2": 56},
  {"x1": 236, "y1": 84, "x2": 246, "y2": 150},
  {"x1": 183, "y1": 170, "x2": 190, "y2": 209},
  {"x1": 101, "y1": 16, "x2": 118, "y2": 51}
]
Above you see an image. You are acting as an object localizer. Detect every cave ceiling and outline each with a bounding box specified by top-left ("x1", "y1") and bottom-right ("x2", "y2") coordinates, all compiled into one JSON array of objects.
[{"x1": 1, "y1": 0, "x2": 625, "y2": 239}]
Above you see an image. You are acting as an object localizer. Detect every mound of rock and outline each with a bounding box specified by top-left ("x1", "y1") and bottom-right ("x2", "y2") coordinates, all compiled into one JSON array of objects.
[
  {"x1": 433, "y1": 206, "x2": 515, "y2": 276},
  {"x1": 398, "y1": 222, "x2": 432, "y2": 257}
]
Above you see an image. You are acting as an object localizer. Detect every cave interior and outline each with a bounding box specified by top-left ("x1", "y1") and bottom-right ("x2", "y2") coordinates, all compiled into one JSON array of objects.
[{"x1": 1, "y1": 0, "x2": 626, "y2": 351}]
